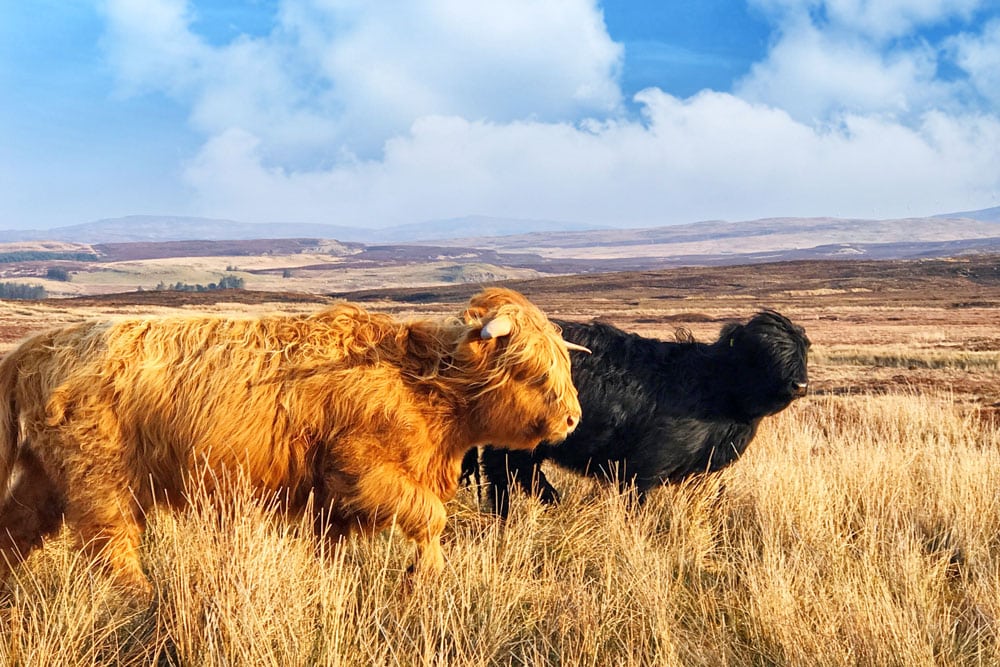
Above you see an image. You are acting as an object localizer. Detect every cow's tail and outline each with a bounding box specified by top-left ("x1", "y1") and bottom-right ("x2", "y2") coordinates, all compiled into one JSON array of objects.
[{"x1": 0, "y1": 353, "x2": 21, "y2": 494}]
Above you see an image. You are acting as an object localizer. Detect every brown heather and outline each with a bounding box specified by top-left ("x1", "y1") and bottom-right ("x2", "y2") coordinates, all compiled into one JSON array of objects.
[{"x1": 1, "y1": 390, "x2": 998, "y2": 666}]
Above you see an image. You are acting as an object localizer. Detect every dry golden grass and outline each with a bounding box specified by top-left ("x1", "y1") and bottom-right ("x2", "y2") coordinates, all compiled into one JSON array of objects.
[
  {"x1": 812, "y1": 345, "x2": 1000, "y2": 371},
  {"x1": 2, "y1": 391, "x2": 999, "y2": 666}
]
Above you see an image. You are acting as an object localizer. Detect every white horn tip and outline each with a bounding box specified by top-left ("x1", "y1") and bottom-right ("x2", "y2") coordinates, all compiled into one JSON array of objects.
[{"x1": 480, "y1": 316, "x2": 513, "y2": 340}]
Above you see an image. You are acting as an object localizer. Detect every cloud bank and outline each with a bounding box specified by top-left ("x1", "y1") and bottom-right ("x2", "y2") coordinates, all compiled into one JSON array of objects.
[{"x1": 100, "y1": 0, "x2": 1000, "y2": 227}]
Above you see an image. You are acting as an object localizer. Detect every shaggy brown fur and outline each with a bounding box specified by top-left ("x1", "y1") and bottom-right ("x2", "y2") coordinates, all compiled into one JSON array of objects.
[{"x1": 0, "y1": 288, "x2": 581, "y2": 596}]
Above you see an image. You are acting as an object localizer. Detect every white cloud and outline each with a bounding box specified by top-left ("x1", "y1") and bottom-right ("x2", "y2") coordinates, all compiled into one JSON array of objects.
[
  {"x1": 184, "y1": 90, "x2": 1000, "y2": 227},
  {"x1": 822, "y1": 0, "x2": 983, "y2": 39},
  {"x1": 749, "y1": 0, "x2": 985, "y2": 40},
  {"x1": 100, "y1": 0, "x2": 623, "y2": 162},
  {"x1": 100, "y1": 0, "x2": 1000, "y2": 230},
  {"x1": 100, "y1": 0, "x2": 209, "y2": 97},
  {"x1": 735, "y1": 0, "x2": 996, "y2": 124},
  {"x1": 290, "y1": 0, "x2": 623, "y2": 134},
  {"x1": 735, "y1": 21, "x2": 952, "y2": 122},
  {"x1": 949, "y1": 19, "x2": 1000, "y2": 107}
]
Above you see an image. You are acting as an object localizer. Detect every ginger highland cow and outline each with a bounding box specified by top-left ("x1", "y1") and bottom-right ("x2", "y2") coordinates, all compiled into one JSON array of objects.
[{"x1": 0, "y1": 288, "x2": 584, "y2": 596}]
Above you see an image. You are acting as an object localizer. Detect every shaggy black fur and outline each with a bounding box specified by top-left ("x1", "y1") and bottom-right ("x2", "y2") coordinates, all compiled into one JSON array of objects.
[{"x1": 462, "y1": 310, "x2": 810, "y2": 516}]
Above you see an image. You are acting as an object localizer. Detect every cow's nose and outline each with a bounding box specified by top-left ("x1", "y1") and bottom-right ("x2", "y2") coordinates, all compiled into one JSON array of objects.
[
  {"x1": 792, "y1": 382, "x2": 808, "y2": 397},
  {"x1": 567, "y1": 414, "x2": 579, "y2": 430}
]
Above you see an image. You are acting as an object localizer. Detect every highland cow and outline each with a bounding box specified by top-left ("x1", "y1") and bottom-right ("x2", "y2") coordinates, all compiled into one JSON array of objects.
[
  {"x1": 465, "y1": 310, "x2": 809, "y2": 516},
  {"x1": 0, "y1": 288, "x2": 584, "y2": 595}
]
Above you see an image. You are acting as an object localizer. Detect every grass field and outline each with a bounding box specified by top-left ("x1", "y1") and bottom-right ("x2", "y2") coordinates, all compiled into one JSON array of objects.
[
  {"x1": 2, "y1": 393, "x2": 998, "y2": 666},
  {"x1": 1, "y1": 258, "x2": 999, "y2": 666}
]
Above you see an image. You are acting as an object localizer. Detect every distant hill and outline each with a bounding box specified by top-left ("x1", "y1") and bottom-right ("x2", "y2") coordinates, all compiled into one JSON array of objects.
[
  {"x1": 936, "y1": 205, "x2": 1000, "y2": 223},
  {"x1": 0, "y1": 215, "x2": 596, "y2": 245},
  {"x1": 2, "y1": 212, "x2": 999, "y2": 273},
  {"x1": 368, "y1": 215, "x2": 603, "y2": 242},
  {"x1": 0, "y1": 216, "x2": 361, "y2": 244},
  {"x1": 438, "y1": 216, "x2": 1000, "y2": 254},
  {"x1": 1, "y1": 210, "x2": 997, "y2": 246}
]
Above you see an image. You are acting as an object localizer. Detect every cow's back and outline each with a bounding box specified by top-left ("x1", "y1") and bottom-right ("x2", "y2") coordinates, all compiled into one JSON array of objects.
[
  {"x1": 35, "y1": 308, "x2": 409, "y2": 500},
  {"x1": 547, "y1": 320, "x2": 705, "y2": 470}
]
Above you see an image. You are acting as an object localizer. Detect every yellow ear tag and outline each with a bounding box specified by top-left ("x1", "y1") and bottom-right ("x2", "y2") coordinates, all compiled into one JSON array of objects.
[{"x1": 730, "y1": 338, "x2": 734, "y2": 347}]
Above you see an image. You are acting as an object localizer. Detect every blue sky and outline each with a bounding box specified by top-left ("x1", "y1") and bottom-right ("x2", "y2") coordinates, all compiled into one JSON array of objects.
[{"x1": 2, "y1": 0, "x2": 999, "y2": 230}]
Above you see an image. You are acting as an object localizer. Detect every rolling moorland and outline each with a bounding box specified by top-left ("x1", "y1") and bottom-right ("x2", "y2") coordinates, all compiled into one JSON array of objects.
[
  {"x1": 1, "y1": 211, "x2": 1000, "y2": 299},
  {"x1": 0, "y1": 227, "x2": 999, "y2": 664}
]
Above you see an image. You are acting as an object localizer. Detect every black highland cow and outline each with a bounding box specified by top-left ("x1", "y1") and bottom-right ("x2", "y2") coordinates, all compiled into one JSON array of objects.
[{"x1": 463, "y1": 310, "x2": 810, "y2": 516}]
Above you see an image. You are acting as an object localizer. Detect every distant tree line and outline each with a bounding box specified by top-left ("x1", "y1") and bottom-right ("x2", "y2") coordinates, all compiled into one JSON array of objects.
[
  {"x1": 152, "y1": 274, "x2": 245, "y2": 292},
  {"x1": 0, "y1": 282, "x2": 47, "y2": 299},
  {"x1": 0, "y1": 252, "x2": 97, "y2": 263},
  {"x1": 46, "y1": 267, "x2": 71, "y2": 282}
]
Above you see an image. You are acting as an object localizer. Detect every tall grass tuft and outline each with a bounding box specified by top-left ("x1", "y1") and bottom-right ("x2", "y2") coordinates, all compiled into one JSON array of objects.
[{"x1": 2, "y1": 392, "x2": 999, "y2": 665}]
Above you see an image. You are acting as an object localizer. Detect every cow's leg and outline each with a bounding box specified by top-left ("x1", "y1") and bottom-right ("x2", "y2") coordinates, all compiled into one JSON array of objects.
[
  {"x1": 48, "y1": 418, "x2": 152, "y2": 598},
  {"x1": 459, "y1": 447, "x2": 480, "y2": 487},
  {"x1": 0, "y1": 449, "x2": 66, "y2": 582},
  {"x1": 349, "y1": 464, "x2": 448, "y2": 577},
  {"x1": 64, "y1": 484, "x2": 150, "y2": 597},
  {"x1": 613, "y1": 459, "x2": 660, "y2": 508},
  {"x1": 480, "y1": 446, "x2": 558, "y2": 518}
]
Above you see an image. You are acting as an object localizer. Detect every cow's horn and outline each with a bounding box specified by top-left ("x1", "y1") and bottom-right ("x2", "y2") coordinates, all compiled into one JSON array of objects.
[
  {"x1": 564, "y1": 341, "x2": 592, "y2": 354},
  {"x1": 480, "y1": 316, "x2": 513, "y2": 340}
]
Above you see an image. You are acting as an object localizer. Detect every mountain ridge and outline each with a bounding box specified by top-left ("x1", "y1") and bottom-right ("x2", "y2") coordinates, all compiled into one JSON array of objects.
[
  {"x1": 1, "y1": 210, "x2": 999, "y2": 278},
  {"x1": 0, "y1": 215, "x2": 600, "y2": 245},
  {"x1": 1, "y1": 206, "x2": 997, "y2": 246}
]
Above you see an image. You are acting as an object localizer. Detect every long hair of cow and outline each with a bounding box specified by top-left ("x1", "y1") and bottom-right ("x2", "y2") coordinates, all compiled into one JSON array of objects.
[
  {"x1": 0, "y1": 325, "x2": 94, "y2": 493},
  {"x1": 0, "y1": 287, "x2": 574, "y2": 519},
  {"x1": 0, "y1": 354, "x2": 19, "y2": 494}
]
